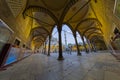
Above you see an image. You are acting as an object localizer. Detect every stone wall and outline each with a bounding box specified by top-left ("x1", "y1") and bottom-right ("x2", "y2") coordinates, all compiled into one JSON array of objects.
[
  {"x1": 91, "y1": 0, "x2": 120, "y2": 48},
  {"x1": 0, "y1": 0, "x2": 32, "y2": 48}
]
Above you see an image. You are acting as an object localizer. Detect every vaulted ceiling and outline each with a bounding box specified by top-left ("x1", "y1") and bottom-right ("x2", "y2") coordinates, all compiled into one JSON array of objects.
[{"x1": 5, "y1": 0, "x2": 107, "y2": 48}]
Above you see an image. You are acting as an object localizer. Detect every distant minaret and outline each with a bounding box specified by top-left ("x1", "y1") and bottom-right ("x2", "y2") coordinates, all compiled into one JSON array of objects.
[{"x1": 64, "y1": 30, "x2": 67, "y2": 47}]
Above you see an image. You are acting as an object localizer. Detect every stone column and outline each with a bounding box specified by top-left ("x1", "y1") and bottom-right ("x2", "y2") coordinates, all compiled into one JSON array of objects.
[
  {"x1": 86, "y1": 38, "x2": 92, "y2": 52},
  {"x1": 89, "y1": 40, "x2": 94, "y2": 52},
  {"x1": 91, "y1": 42, "x2": 97, "y2": 52},
  {"x1": 44, "y1": 41, "x2": 47, "y2": 54},
  {"x1": 42, "y1": 44, "x2": 44, "y2": 54},
  {"x1": 94, "y1": 42, "x2": 97, "y2": 51},
  {"x1": 48, "y1": 35, "x2": 51, "y2": 56},
  {"x1": 73, "y1": 33, "x2": 81, "y2": 56},
  {"x1": 57, "y1": 26, "x2": 64, "y2": 60},
  {"x1": 81, "y1": 36, "x2": 88, "y2": 53}
]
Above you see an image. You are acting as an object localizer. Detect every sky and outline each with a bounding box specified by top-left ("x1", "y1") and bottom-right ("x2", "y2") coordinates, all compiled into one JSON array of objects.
[{"x1": 52, "y1": 24, "x2": 83, "y2": 45}]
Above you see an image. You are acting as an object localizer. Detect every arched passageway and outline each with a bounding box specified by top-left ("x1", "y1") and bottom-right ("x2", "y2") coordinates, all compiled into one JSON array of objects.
[
  {"x1": 47, "y1": 24, "x2": 83, "y2": 59},
  {"x1": 0, "y1": 0, "x2": 120, "y2": 80},
  {"x1": 0, "y1": 0, "x2": 119, "y2": 66}
]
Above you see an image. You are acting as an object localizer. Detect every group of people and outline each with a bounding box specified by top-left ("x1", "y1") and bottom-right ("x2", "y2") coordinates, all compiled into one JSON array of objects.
[{"x1": 65, "y1": 46, "x2": 72, "y2": 54}]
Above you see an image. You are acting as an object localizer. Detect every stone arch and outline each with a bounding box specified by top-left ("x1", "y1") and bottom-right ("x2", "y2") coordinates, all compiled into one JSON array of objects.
[
  {"x1": 75, "y1": 18, "x2": 102, "y2": 31},
  {"x1": 87, "y1": 32, "x2": 103, "y2": 39},
  {"x1": 33, "y1": 37, "x2": 44, "y2": 43},
  {"x1": 30, "y1": 26, "x2": 50, "y2": 45},
  {"x1": 63, "y1": 22, "x2": 75, "y2": 34},
  {"x1": 31, "y1": 26, "x2": 50, "y2": 35},
  {"x1": 49, "y1": 24, "x2": 58, "y2": 35},
  {"x1": 23, "y1": 6, "x2": 58, "y2": 23},
  {"x1": 32, "y1": 34, "x2": 46, "y2": 40},
  {"x1": 59, "y1": 0, "x2": 79, "y2": 24},
  {"x1": 90, "y1": 35, "x2": 104, "y2": 42},
  {"x1": 82, "y1": 27, "x2": 103, "y2": 36}
]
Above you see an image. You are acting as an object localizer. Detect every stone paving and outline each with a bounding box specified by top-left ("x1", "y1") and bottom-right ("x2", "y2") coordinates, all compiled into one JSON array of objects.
[{"x1": 0, "y1": 51, "x2": 120, "y2": 80}]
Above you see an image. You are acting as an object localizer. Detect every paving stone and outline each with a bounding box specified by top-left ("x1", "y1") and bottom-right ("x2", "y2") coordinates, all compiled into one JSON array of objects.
[{"x1": 0, "y1": 52, "x2": 119, "y2": 80}]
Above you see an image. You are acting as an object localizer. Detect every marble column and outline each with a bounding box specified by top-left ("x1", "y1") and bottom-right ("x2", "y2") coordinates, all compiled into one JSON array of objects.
[
  {"x1": 89, "y1": 40, "x2": 94, "y2": 52},
  {"x1": 48, "y1": 35, "x2": 51, "y2": 56},
  {"x1": 91, "y1": 41, "x2": 97, "y2": 52},
  {"x1": 44, "y1": 41, "x2": 47, "y2": 54},
  {"x1": 81, "y1": 36, "x2": 88, "y2": 53},
  {"x1": 73, "y1": 33, "x2": 81, "y2": 56},
  {"x1": 86, "y1": 38, "x2": 92, "y2": 52},
  {"x1": 57, "y1": 26, "x2": 64, "y2": 60}
]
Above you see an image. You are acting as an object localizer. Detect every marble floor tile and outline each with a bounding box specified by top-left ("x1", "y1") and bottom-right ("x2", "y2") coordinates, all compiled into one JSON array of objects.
[{"x1": 0, "y1": 51, "x2": 119, "y2": 80}]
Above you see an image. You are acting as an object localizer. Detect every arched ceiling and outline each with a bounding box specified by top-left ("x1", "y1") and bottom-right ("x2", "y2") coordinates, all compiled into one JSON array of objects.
[
  {"x1": 85, "y1": 29, "x2": 102, "y2": 37},
  {"x1": 31, "y1": 27, "x2": 50, "y2": 44},
  {"x1": 76, "y1": 18, "x2": 102, "y2": 38},
  {"x1": 5, "y1": 0, "x2": 104, "y2": 48},
  {"x1": 64, "y1": 0, "x2": 89, "y2": 23},
  {"x1": 5, "y1": 0, "x2": 27, "y2": 17},
  {"x1": 90, "y1": 35, "x2": 105, "y2": 44},
  {"x1": 87, "y1": 32, "x2": 103, "y2": 39},
  {"x1": 33, "y1": 12, "x2": 55, "y2": 26}
]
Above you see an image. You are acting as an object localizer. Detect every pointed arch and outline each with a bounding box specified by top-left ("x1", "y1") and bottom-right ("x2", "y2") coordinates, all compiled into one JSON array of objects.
[
  {"x1": 82, "y1": 27, "x2": 103, "y2": 36},
  {"x1": 33, "y1": 37, "x2": 44, "y2": 42},
  {"x1": 90, "y1": 35, "x2": 104, "y2": 42},
  {"x1": 23, "y1": 5, "x2": 58, "y2": 23},
  {"x1": 75, "y1": 18, "x2": 102, "y2": 31},
  {"x1": 63, "y1": 22, "x2": 75, "y2": 34},
  {"x1": 31, "y1": 26, "x2": 50, "y2": 34},
  {"x1": 50, "y1": 24, "x2": 58, "y2": 35},
  {"x1": 59, "y1": 0, "x2": 79, "y2": 23},
  {"x1": 32, "y1": 34, "x2": 46, "y2": 40},
  {"x1": 87, "y1": 32, "x2": 103, "y2": 39}
]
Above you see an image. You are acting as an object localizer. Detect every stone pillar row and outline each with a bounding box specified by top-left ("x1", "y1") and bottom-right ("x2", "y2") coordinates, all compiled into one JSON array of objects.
[{"x1": 45, "y1": 25, "x2": 100, "y2": 60}]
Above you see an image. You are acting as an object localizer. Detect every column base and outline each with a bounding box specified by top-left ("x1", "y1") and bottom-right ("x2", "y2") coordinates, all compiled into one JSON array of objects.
[
  {"x1": 47, "y1": 54, "x2": 50, "y2": 56},
  {"x1": 57, "y1": 57, "x2": 64, "y2": 60},
  {"x1": 94, "y1": 50, "x2": 97, "y2": 52},
  {"x1": 77, "y1": 53, "x2": 81, "y2": 56}
]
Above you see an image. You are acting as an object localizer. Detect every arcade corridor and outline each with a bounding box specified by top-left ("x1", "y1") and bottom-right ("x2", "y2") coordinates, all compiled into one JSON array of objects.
[
  {"x1": 0, "y1": 52, "x2": 120, "y2": 80},
  {"x1": 0, "y1": 0, "x2": 120, "y2": 80}
]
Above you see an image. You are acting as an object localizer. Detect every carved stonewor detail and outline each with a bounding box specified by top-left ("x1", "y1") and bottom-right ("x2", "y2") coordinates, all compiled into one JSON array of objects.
[{"x1": 5, "y1": 0, "x2": 25, "y2": 17}]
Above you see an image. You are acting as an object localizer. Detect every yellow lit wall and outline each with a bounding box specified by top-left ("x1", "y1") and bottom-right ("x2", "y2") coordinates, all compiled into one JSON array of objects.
[
  {"x1": 90, "y1": 0, "x2": 117, "y2": 47},
  {"x1": 0, "y1": 0, "x2": 32, "y2": 48}
]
